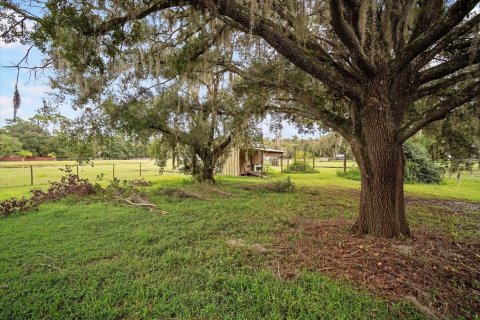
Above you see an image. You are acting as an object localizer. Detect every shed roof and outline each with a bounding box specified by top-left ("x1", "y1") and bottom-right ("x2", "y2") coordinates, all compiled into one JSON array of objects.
[{"x1": 248, "y1": 147, "x2": 286, "y2": 154}]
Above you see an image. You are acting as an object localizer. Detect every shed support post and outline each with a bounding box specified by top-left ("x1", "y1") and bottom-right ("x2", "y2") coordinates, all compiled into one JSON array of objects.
[{"x1": 260, "y1": 150, "x2": 264, "y2": 179}]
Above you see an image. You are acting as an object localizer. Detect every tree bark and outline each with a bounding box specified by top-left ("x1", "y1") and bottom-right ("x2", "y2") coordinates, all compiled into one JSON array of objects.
[
  {"x1": 172, "y1": 150, "x2": 177, "y2": 170},
  {"x1": 352, "y1": 145, "x2": 411, "y2": 237},
  {"x1": 200, "y1": 153, "x2": 216, "y2": 183},
  {"x1": 350, "y1": 97, "x2": 411, "y2": 238}
]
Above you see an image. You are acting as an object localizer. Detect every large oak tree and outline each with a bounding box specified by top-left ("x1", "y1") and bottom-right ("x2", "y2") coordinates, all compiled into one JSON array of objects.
[{"x1": 2, "y1": 0, "x2": 479, "y2": 237}]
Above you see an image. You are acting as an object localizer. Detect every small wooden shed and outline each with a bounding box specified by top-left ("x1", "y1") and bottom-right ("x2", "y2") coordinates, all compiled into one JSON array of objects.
[{"x1": 221, "y1": 147, "x2": 285, "y2": 176}]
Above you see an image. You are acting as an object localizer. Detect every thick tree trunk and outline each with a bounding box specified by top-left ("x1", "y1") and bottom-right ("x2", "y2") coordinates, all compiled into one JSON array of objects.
[
  {"x1": 199, "y1": 154, "x2": 216, "y2": 183},
  {"x1": 352, "y1": 144, "x2": 410, "y2": 237},
  {"x1": 350, "y1": 97, "x2": 411, "y2": 238}
]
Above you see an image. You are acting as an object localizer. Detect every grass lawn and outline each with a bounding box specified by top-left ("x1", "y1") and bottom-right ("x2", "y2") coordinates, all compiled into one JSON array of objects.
[
  {"x1": 0, "y1": 170, "x2": 479, "y2": 319},
  {"x1": 0, "y1": 159, "x2": 164, "y2": 188}
]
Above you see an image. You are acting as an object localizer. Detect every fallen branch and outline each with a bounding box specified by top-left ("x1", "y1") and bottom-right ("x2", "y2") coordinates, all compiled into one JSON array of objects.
[
  {"x1": 120, "y1": 198, "x2": 157, "y2": 208},
  {"x1": 115, "y1": 196, "x2": 168, "y2": 215}
]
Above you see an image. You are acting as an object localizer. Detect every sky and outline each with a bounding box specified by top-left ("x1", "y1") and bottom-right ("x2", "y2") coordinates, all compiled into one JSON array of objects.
[{"x1": 0, "y1": 43, "x2": 51, "y2": 123}]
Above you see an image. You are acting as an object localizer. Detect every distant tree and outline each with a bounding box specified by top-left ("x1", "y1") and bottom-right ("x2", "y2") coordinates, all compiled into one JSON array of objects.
[
  {"x1": 148, "y1": 138, "x2": 170, "y2": 168},
  {"x1": 103, "y1": 81, "x2": 259, "y2": 182},
  {"x1": 423, "y1": 107, "x2": 480, "y2": 171},
  {"x1": 0, "y1": 133, "x2": 23, "y2": 156},
  {"x1": 3, "y1": 119, "x2": 53, "y2": 156},
  {"x1": 18, "y1": 149, "x2": 33, "y2": 157}
]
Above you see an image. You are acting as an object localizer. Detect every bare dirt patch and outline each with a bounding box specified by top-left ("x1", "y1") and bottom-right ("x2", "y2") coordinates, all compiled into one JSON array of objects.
[
  {"x1": 274, "y1": 218, "x2": 480, "y2": 319},
  {"x1": 303, "y1": 185, "x2": 480, "y2": 215},
  {"x1": 406, "y1": 197, "x2": 480, "y2": 215}
]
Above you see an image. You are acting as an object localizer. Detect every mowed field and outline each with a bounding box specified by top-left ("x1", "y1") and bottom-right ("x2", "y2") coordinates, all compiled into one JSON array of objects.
[
  {"x1": 2, "y1": 158, "x2": 479, "y2": 202},
  {"x1": 0, "y1": 159, "x2": 162, "y2": 188},
  {"x1": 0, "y1": 159, "x2": 356, "y2": 198},
  {"x1": 1, "y1": 162, "x2": 479, "y2": 319}
]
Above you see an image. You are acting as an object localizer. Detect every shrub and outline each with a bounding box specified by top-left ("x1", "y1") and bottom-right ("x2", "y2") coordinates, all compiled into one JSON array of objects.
[
  {"x1": 404, "y1": 140, "x2": 442, "y2": 184},
  {"x1": 284, "y1": 161, "x2": 317, "y2": 174},
  {"x1": 337, "y1": 140, "x2": 442, "y2": 184},
  {"x1": 336, "y1": 168, "x2": 361, "y2": 181},
  {"x1": 18, "y1": 150, "x2": 33, "y2": 157}
]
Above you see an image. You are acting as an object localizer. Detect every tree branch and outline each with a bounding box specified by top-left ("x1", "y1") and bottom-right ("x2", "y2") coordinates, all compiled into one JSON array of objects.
[
  {"x1": 84, "y1": 0, "x2": 186, "y2": 36},
  {"x1": 211, "y1": 0, "x2": 362, "y2": 103},
  {"x1": 398, "y1": 80, "x2": 480, "y2": 143},
  {"x1": 216, "y1": 58, "x2": 353, "y2": 139},
  {"x1": 413, "y1": 68, "x2": 480, "y2": 100},
  {"x1": 329, "y1": 0, "x2": 375, "y2": 76},
  {"x1": 0, "y1": 1, "x2": 41, "y2": 22},
  {"x1": 393, "y1": 0, "x2": 478, "y2": 73},
  {"x1": 417, "y1": 52, "x2": 480, "y2": 86},
  {"x1": 413, "y1": 12, "x2": 480, "y2": 71}
]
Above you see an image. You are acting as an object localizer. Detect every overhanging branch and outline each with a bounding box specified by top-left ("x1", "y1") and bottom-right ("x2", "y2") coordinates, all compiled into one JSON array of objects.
[
  {"x1": 398, "y1": 80, "x2": 480, "y2": 143},
  {"x1": 413, "y1": 68, "x2": 480, "y2": 100},
  {"x1": 393, "y1": 0, "x2": 478, "y2": 74}
]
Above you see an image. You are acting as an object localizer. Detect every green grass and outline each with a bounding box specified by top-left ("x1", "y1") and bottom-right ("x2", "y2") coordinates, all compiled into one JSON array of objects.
[
  {"x1": 1, "y1": 168, "x2": 479, "y2": 319},
  {"x1": 0, "y1": 186, "x2": 422, "y2": 319},
  {"x1": 0, "y1": 159, "x2": 172, "y2": 188}
]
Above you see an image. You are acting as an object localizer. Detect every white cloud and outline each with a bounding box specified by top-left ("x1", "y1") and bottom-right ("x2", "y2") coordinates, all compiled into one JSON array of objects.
[
  {"x1": 0, "y1": 108, "x2": 12, "y2": 119},
  {"x1": 20, "y1": 84, "x2": 51, "y2": 96},
  {"x1": 0, "y1": 95, "x2": 11, "y2": 108},
  {"x1": 0, "y1": 96, "x2": 13, "y2": 119},
  {"x1": 0, "y1": 40, "x2": 27, "y2": 50}
]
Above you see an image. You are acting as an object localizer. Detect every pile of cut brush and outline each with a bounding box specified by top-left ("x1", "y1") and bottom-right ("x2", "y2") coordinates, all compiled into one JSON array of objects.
[
  {"x1": 0, "y1": 175, "x2": 164, "y2": 217},
  {"x1": 103, "y1": 178, "x2": 166, "y2": 215}
]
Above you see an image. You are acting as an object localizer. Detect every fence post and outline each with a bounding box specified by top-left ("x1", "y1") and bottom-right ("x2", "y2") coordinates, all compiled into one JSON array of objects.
[
  {"x1": 313, "y1": 152, "x2": 315, "y2": 169},
  {"x1": 303, "y1": 151, "x2": 306, "y2": 172},
  {"x1": 76, "y1": 165, "x2": 79, "y2": 177},
  {"x1": 113, "y1": 164, "x2": 115, "y2": 179},
  {"x1": 30, "y1": 165, "x2": 33, "y2": 186},
  {"x1": 139, "y1": 162, "x2": 142, "y2": 176}
]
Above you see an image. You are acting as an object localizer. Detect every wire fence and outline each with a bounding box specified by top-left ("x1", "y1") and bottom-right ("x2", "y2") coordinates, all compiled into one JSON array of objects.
[
  {"x1": 0, "y1": 161, "x2": 177, "y2": 188},
  {"x1": 1, "y1": 159, "x2": 478, "y2": 189}
]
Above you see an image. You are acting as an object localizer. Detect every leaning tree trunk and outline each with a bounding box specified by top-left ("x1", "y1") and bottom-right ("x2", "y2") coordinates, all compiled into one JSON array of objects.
[{"x1": 350, "y1": 97, "x2": 411, "y2": 238}]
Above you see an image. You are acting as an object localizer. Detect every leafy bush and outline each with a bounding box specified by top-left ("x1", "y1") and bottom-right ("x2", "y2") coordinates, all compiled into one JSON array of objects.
[
  {"x1": 404, "y1": 140, "x2": 442, "y2": 184},
  {"x1": 337, "y1": 140, "x2": 442, "y2": 184},
  {"x1": 284, "y1": 161, "x2": 317, "y2": 174},
  {"x1": 336, "y1": 168, "x2": 361, "y2": 181},
  {"x1": 18, "y1": 150, "x2": 33, "y2": 157}
]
